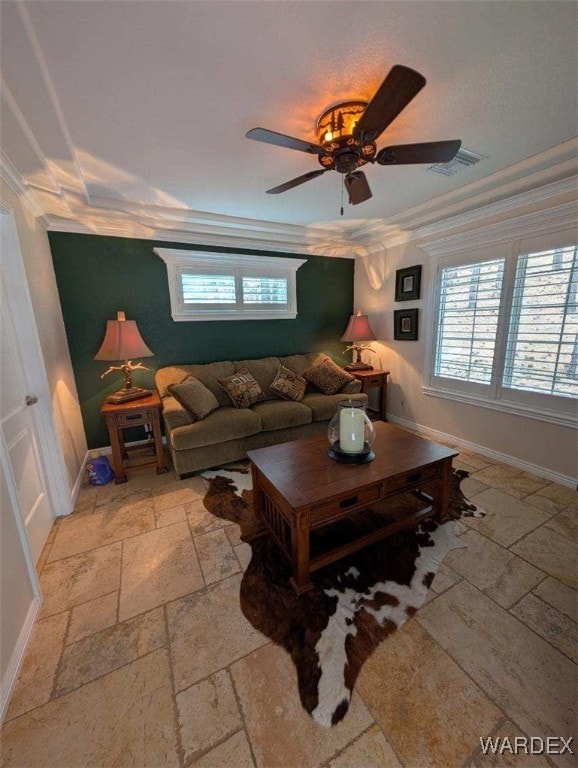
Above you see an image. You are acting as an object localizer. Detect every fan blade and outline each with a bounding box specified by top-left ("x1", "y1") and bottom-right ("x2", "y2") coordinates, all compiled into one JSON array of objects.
[
  {"x1": 344, "y1": 171, "x2": 372, "y2": 205},
  {"x1": 355, "y1": 65, "x2": 426, "y2": 143},
  {"x1": 376, "y1": 140, "x2": 462, "y2": 165},
  {"x1": 246, "y1": 127, "x2": 325, "y2": 155},
  {"x1": 266, "y1": 169, "x2": 328, "y2": 194}
]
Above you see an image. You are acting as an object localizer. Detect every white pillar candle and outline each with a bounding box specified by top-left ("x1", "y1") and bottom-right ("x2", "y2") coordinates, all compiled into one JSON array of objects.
[{"x1": 339, "y1": 407, "x2": 365, "y2": 453}]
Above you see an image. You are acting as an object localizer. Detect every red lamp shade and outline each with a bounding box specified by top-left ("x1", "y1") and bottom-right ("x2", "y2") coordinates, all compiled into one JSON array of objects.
[
  {"x1": 340, "y1": 311, "x2": 377, "y2": 342},
  {"x1": 94, "y1": 312, "x2": 153, "y2": 361}
]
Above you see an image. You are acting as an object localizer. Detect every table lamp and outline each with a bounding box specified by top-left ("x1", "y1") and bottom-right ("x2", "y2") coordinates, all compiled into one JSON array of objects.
[
  {"x1": 94, "y1": 311, "x2": 154, "y2": 403},
  {"x1": 341, "y1": 310, "x2": 377, "y2": 371}
]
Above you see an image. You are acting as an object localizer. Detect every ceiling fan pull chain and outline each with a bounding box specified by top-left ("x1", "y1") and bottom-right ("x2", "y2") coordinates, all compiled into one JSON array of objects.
[{"x1": 340, "y1": 176, "x2": 344, "y2": 217}]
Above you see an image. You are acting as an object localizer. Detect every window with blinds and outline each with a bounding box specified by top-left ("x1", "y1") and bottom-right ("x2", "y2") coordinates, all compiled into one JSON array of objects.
[
  {"x1": 435, "y1": 259, "x2": 505, "y2": 383},
  {"x1": 503, "y1": 245, "x2": 577, "y2": 397},
  {"x1": 181, "y1": 274, "x2": 236, "y2": 305},
  {"x1": 154, "y1": 248, "x2": 306, "y2": 322},
  {"x1": 427, "y1": 235, "x2": 577, "y2": 426},
  {"x1": 241, "y1": 276, "x2": 288, "y2": 305}
]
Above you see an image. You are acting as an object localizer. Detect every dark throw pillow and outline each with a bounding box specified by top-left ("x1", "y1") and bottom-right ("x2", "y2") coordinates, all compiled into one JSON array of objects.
[{"x1": 304, "y1": 358, "x2": 355, "y2": 396}]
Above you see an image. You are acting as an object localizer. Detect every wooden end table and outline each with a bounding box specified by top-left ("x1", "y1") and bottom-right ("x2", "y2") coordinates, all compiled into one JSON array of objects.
[
  {"x1": 101, "y1": 391, "x2": 167, "y2": 484},
  {"x1": 248, "y1": 423, "x2": 458, "y2": 594},
  {"x1": 350, "y1": 369, "x2": 389, "y2": 421}
]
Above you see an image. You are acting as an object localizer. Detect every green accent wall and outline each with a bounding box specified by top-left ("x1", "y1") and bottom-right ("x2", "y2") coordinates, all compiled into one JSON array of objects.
[{"x1": 48, "y1": 232, "x2": 355, "y2": 449}]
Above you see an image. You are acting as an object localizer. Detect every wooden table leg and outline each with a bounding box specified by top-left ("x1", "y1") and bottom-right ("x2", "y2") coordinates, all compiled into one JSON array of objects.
[
  {"x1": 380, "y1": 378, "x2": 388, "y2": 421},
  {"x1": 289, "y1": 511, "x2": 314, "y2": 594},
  {"x1": 251, "y1": 463, "x2": 264, "y2": 523},
  {"x1": 105, "y1": 418, "x2": 127, "y2": 484},
  {"x1": 152, "y1": 409, "x2": 167, "y2": 474},
  {"x1": 118, "y1": 430, "x2": 129, "y2": 461},
  {"x1": 434, "y1": 459, "x2": 452, "y2": 523}
]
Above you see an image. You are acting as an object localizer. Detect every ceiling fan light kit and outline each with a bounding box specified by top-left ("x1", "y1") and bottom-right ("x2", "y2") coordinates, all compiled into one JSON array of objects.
[{"x1": 246, "y1": 64, "x2": 462, "y2": 209}]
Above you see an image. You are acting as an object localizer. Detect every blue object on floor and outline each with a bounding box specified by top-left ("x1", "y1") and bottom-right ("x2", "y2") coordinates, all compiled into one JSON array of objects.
[{"x1": 86, "y1": 455, "x2": 115, "y2": 485}]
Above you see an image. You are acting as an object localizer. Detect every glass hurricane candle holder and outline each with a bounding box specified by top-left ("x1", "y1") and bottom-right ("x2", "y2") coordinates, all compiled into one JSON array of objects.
[{"x1": 327, "y1": 400, "x2": 376, "y2": 464}]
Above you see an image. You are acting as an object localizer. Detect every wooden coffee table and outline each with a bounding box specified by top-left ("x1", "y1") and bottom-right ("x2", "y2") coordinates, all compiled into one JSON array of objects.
[{"x1": 247, "y1": 423, "x2": 458, "y2": 594}]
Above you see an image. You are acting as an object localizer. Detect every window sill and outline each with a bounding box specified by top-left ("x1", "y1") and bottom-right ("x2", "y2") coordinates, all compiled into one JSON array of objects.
[
  {"x1": 422, "y1": 384, "x2": 577, "y2": 429},
  {"x1": 171, "y1": 310, "x2": 298, "y2": 322}
]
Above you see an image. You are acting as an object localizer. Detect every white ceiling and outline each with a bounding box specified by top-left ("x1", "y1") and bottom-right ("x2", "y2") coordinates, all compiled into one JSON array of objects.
[{"x1": 1, "y1": 1, "x2": 577, "y2": 248}]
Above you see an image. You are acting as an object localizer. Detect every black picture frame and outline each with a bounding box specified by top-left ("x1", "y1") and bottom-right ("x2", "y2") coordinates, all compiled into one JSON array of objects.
[
  {"x1": 394, "y1": 308, "x2": 419, "y2": 341},
  {"x1": 395, "y1": 265, "x2": 422, "y2": 301}
]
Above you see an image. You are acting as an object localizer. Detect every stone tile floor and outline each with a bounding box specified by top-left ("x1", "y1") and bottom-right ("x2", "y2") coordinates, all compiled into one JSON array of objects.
[{"x1": 1, "y1": 442, "x2": 576, "y2": 768}]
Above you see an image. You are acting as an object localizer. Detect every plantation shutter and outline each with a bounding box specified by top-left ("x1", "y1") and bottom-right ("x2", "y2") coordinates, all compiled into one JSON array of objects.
[
  {"x1": 180, "y1": 273, "x2": 237, "y2": 305},
  {"x1": 503, "y1": 244, "x2": 578, "y2": 397},
  {"x1": 241, "y1": 276, "x2": 288, "y2": 305},
  {"x1": 435, "y1": 258, "x2": 505, "y2": 383}
]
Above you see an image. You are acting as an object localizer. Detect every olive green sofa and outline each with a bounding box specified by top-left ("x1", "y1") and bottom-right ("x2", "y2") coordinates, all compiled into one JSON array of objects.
[{"x1": 155, "y1": 353, "x2": 367, "y2": 477}]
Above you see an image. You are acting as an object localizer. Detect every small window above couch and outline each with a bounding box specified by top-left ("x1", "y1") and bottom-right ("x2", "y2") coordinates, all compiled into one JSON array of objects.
[{"x1": 154, "y1": 248, "x2": 306, "y2": 322}]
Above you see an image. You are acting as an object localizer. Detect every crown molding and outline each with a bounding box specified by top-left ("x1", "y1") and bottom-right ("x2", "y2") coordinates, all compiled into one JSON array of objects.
[
  {"x1": 419, "y1": 199, "x2": 578, "y2": 257},
  {"x1": 3, "y1": 112, "x2": 576, "y2": 261},
  {"x1": 353, "y1": 174, "x2": 577, "y2": 252},
  {"x1": 0, "y1": 151, "x2": 49, "y2": 223},
  {"x1": 43, "y1": 212, "x2": 356, "y2": 258},
  {"x1": 351, "y1": 140, "x2": 578, "y2": 251},
  {"x1": 393, "y1": 138, "x2": 577, "y2": 227}
]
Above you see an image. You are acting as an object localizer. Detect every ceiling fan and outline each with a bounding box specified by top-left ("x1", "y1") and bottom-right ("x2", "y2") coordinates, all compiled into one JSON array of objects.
[{"x1": 246, "y1": 65, "x2": 462, "y2": 206}]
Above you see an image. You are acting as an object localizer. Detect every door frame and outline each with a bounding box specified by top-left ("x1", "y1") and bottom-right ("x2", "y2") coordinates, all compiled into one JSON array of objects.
[{"x1": 0, "y1": 205, "x2": 73, "y2": 521}]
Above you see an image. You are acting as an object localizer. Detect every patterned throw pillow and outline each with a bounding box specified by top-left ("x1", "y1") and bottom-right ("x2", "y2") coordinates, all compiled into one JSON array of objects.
[
  {"x1": 270, "y1": 364, "x2": 307, "y2": 402},
  {"x1": 304, "y1": 358, "x2": 355, "y2": 396},
  {"x1": 218, "y1": 368, "x2": 265, "y2": 408},
  {"x1": 168, "y1": 376, "x2": 220, "y2": 421}
]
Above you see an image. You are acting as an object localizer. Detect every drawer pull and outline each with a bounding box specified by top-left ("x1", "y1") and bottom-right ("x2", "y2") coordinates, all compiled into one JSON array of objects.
[
  {"x1": 407, "y1": 472, "x2": 422, "y2": 483},
  {"x1": 125, "y1": 413, "x2": 143, "y2": 421},
  {"x1": 339, "y1": 495, "x2": 358, "y2": 509}
]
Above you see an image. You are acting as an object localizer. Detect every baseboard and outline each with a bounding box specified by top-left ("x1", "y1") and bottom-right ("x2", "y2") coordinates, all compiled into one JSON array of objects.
[
  {"x1": 387, "y1": 413, "x2": 577, "y2": 489},
  {"x1": 70, "y1": 449, "x2": 90, "y2": 511},
  {"x1": 0, "y1": 596, "x2": 41, "y2": 725}
]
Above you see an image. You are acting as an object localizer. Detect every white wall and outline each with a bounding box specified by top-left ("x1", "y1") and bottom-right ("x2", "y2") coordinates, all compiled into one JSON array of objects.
[
  {"x1": 355, "y1": 209, "x2": 578, "y2": 483},
  {"x1": 0, "y1": 182, "x2": 87, "y2": 496}
]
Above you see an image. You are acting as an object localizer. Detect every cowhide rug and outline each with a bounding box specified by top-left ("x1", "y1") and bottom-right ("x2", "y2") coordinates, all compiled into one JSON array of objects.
[{"x1": 201, "y1": 463, "x2": 484, "y2": 728}]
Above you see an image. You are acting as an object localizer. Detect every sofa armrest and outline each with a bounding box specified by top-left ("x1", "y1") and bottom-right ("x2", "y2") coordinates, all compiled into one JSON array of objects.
[
  {"x1": 162, "y1": 396, "x2": 194, "y2": 430},
  {"x1": 341, "y1": 379, "x2": 362, "y2": 394}
]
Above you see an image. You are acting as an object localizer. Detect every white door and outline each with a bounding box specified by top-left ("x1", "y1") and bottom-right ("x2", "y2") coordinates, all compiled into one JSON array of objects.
[
  {"x1": 0, "y1": 278, "x2": 54, "y2": 562},
  {"x1": 0, "y1": 212, "x2": 61, "y2": 564}
]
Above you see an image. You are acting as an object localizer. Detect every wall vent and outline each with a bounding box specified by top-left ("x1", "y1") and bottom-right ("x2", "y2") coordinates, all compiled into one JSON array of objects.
[{"x1": 427, "y1": 148, "x2": 484, "y2": 177}]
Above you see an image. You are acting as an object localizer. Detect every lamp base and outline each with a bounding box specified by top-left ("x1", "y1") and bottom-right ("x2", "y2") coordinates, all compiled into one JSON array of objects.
[
  {"x1": 106, "y1": 387, "x2": 152, "y2": 404},
  {"x1": 344, "y1": 363, "x2": 374, "y2": 371}
]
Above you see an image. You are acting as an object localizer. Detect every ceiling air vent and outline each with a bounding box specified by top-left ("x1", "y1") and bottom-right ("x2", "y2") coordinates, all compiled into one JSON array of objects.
[{"x1": 426, "y1": 148, "x2": 484, "y2": 177}]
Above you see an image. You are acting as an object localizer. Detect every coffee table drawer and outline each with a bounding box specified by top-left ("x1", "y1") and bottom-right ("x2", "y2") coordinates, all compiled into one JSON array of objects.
[
  {"x1": 384, "y1": 465, "x2": 440, "y2": 495},
  {"x1": 310, "y1": 483, "x2": 382, "y2": 524}
]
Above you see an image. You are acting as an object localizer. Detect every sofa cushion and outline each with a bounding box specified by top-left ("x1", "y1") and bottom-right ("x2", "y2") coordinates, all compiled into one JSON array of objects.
[
  {"x1": 156, "y1": 361, "x2": 234, "y2": 406},
  {"x1": 168, "y1": 377, "x2": 220, "y2": 421},
  {"x1": 234, "y1": 357, "x2": 281, "y2": 400},
  {"x1": 301, "y1": 392, "x2": 368, "y2": 422},
  {"x1": 251, "y1": 400, "x2": 311, "y2": 432},
  {"x1": 270, "y1": 364, "x2": 307, "y2": 402},
  {"x1": 219, "y1": 368, "x2": 265, "y2": 408},
  {"x1": 170, "y1": 406, "x2": 262, "y2": 451},
  {"x1": 341, "y1": 379, "x2": 362, "y2": 394},
  {"x1": 304, "y1": 359, "x2": 355, "y2": 395}
]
